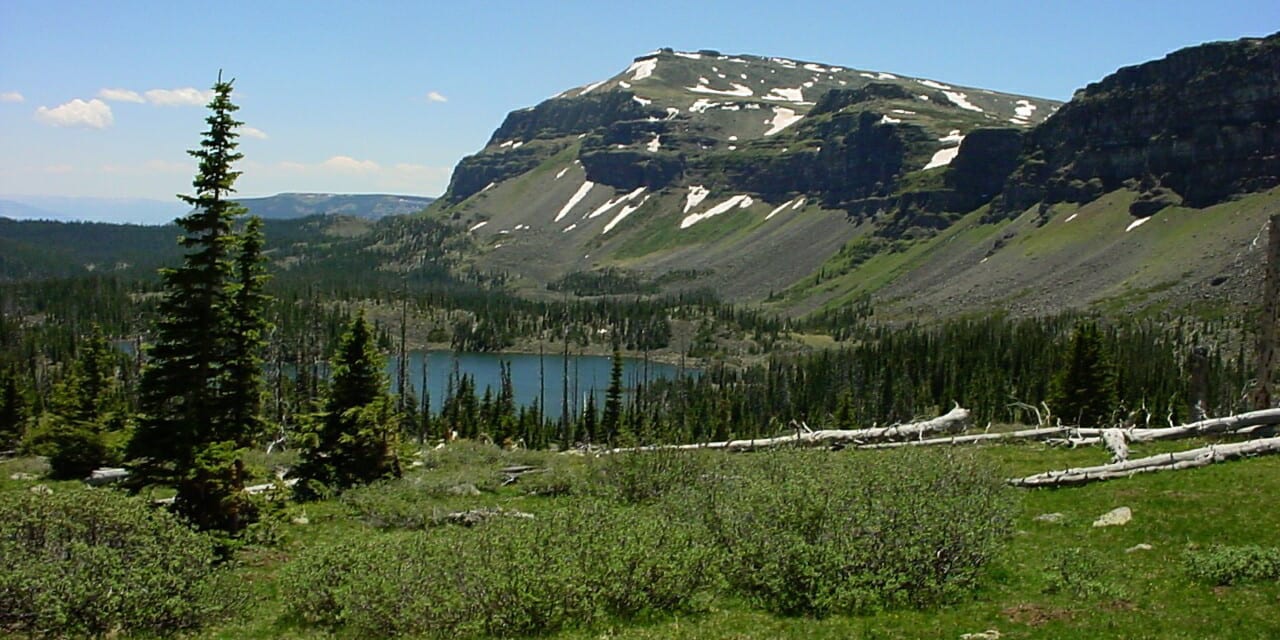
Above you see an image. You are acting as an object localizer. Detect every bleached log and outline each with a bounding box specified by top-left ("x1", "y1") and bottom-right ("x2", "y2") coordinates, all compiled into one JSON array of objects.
[
  {"x1": 152, "y1": 478, "x2": 298, "y2": 506},
  {"x1": 1102, "y1": 429, "x2": 1129, "y2": 462},
  {"x1": 857, "y1": 426, "x2": 1068, "y2": 449},
  {"x1": 607, "y1": 406, "x2": 971, "y2": 453},
  {"x1": 1009, "y1": 436, "x2": 1280, "y2": 487},
  {"x1": 1071, "y1": 408, "x2": 1280, "y2": 442}
]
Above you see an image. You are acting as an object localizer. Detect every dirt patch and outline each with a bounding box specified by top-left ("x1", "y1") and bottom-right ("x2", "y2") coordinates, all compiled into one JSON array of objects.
[{"x1": 1002, "y1": 603, "x2": 1074, "y2": 627}]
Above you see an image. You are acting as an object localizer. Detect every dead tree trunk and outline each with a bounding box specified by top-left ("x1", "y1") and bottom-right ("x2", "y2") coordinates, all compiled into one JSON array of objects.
[
  {"x1": 1066, "y1": 407, "x2": 1280, "y2": 443},
  {"x1": 1009, "y1": 436, "x2": 1280, "y2": 487},
  {"x1": 1253, "y1": 214, "x2": 1280, "y2": 410},
  {"x1": 608, "y1": 406, "x2": 971, "y2": 453},
  {"x1": 857, "y1": 426, "x2": 1068, "y2": 449}
]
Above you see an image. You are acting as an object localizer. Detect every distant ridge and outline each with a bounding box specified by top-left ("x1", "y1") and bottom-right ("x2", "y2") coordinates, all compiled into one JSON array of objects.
[{"x1": 233, "y1": 193, "x2": 436, "y2": 220}]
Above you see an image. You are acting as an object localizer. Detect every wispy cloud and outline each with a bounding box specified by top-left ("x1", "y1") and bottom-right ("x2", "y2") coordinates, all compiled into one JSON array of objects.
[
  {"x1": 240, "y1": 125, "x2": 268, "y2": 139},
  {"x1": 97, "y1": 88, "x2": 145, "y2": 103},
  {"x1": 144, "y1": 87, "x2": 213, "y2": 107},
  {"x1": 101, "y1": 159, "x2": 191, "y2": 175},
  {"x1": 321, "y1": 155, "x2": 380, "y2": 172},
  {"x1": 0, "y1": 91, "x2": 24, "y2": 103},
  {"x1": 425, "y1": 91, "x2": 448, "y2": 103},
  {"x1": 35, "y1": 98, "x2": 114, "y2": 129}
]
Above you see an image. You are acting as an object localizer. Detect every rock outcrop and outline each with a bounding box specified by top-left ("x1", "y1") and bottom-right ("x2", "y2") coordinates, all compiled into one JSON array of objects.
[{"x1": 994, "y1": 32, "x2": 1280, "y2": 219}]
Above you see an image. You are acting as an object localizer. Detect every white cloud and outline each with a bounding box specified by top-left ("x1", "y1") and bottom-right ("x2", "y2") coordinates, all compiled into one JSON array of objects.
[
  {"x1": 321, "y1": 155, "x2": 380, "y2": 173},
  {"x1": 0, "y1": 91, "x2": 24, "y2": 103},
  {"x1": 240, "y1": 125, "x2": 268, "y2": 139},
  {"x1": 35, "y1": 98, "x2": 114, "y2": 129},
  {"x1": 98, "y1": 88, "x2": 145, "y2": 103},
  {"x1": 425, "y1": 91, "x2": 448, "y2": 103},
  {"x1": 144, "y1": 87, "x2": 213, "y2": 106}
]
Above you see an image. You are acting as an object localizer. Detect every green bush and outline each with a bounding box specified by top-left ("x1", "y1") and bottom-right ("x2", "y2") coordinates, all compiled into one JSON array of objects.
[
  {"x1": 281, "y1": 499, "x2": 715, "y2": 638},
  {"x1": 0, "y1": 487, "x2": 243, "y2": 637},
  {"x1": 1042, "y1": 547, "x2": 1126, "y2": 599},
  {"x1": 1185, "y1": 545, "x2": 1280, "y2": 586},
  {"x1": 686, "y1": 448, "x2": 1016, "y2": 616},
  {"x1": 586, "y1": 448, "x2": 715, "y2": 503}
]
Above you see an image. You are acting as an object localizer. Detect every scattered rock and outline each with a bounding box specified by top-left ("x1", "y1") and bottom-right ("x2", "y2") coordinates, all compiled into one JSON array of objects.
[
  {"x1": 446, "y1": 483, "x2": 481, "y2": 496},
  {"x1": 29, "y1": 484, "x2": 53, "y2": 495},
  {"x1": 1126, "y1": 543, "x2": 1153, "y2": 553},
  {"x1": 960, "y1": 630, "x2": 1001, "y2": 640},
  {"x1": 9, "y1": 472, "x2": 36, "y2": 481},
  {"x1": 443, "y1": 507, "x2": 534, "y2": 527},
  {"x1": 1092, "y1": 506, "x2": 1132, "y2": 527},
  {"x1": 291, "y1": 514, "x2": 310, "y2": 525},
  {"x1": 1034, "y1": 512, "x2": 1065, "y2": 523}
]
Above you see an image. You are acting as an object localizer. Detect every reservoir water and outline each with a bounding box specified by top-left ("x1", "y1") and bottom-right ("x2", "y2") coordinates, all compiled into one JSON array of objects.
[{"x1": 389, "y1": 350, "x2": 691, "y2": 415}]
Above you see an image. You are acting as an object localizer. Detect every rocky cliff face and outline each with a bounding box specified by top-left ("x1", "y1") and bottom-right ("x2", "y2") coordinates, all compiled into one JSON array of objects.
[{"x1": 994, "y1": 32, "x2": 1280, "y2": 219}]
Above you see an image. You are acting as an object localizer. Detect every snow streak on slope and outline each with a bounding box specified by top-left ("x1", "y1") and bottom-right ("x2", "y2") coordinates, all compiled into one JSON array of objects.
[
  {"x1": 684, "y1": 185, "x2": 710, "y2": 213},
  {"x1": 604, "y1": 195, "x2": 650, "y2": 233},
  {"x1": 555, "y1": 181, "x2": 595, "y2": 221},
  {"x1": 680, "y1": 194, "x2": 753, "y2": 229},
  {"x1": 764, "y1": 107, "x2": 802, "y2": 135}
]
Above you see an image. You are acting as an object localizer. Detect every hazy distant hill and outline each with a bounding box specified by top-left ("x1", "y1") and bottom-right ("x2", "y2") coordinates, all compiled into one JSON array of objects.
[{"x1": 233, "y1": 193, "x2": 436, "y2": 220}]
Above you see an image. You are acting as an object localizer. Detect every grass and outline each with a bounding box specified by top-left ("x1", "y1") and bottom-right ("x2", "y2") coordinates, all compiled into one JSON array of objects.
[{"x1": 4, "y1": 435, "x2": 1279, "y2": 639}]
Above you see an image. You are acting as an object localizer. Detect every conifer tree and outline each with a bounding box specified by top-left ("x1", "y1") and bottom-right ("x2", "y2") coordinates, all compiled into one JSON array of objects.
[
  {"x1": 0, "y1": 368, "x2": 25, "y2": 448},
  {"x1": 294, "y1": 312, "x2": 401, "y2": 498},
  {"x1": 127, "y1": 74, "x2": 263, "y2": 534},
  {"x1": 602, "y1": 339, "x2": 624, "y2": 442},
  {"x1": 1048, "y1": 322, "x2": 1119, "y2": 428},
  {"x1": 226, "y1": 216, "x2": 270, "y2": 441}
]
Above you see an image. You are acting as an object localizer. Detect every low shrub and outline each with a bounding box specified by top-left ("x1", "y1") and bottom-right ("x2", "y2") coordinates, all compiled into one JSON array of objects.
[
  {"x1": 1185, "y1": 545, "x2": 1280, "y2": 586},
  {"x1": 1042, "y1": 547, "x2": 1126, "y2": 599},
  {"x1": 586, "y1": 448, "x2": 715, "y2": 503},
  {"x1": 0, "y1": 487, "x2": 243, "y2": 637},
  {"x1": 685, "y1": 448, "x2": 1016, "y2": 616},
  {"x1": 281, "y1": 499, "x2": 715, "y2": 637}
]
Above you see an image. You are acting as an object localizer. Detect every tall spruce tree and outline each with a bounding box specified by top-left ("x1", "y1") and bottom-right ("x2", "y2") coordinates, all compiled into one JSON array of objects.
[
  {"x1": 293, "y1": 311, "x2": 401, "y2": 498},
  {"x1": 1048, "y1": 321, "x2": 1119, "y2": 428},
  {"x1": 602, "y1": 339, "x2": 624, "y2": 443},
  {"x1": 127, "y1": 74, "x2": 265, "y2": 534},
  {"x1": 226, "y1": 216, "x2": 271, "y2": 441}
]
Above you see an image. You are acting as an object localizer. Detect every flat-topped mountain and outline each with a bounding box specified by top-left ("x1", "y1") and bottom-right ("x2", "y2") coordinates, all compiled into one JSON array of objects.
[{"x1": 234, "y1": 193, "x2": 436, "y2": 220}]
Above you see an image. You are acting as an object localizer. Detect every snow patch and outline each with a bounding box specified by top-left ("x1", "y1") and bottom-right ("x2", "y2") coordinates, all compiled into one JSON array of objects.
[
  {"x1": 618, "y1": 81, "x2": 631, "y2": 88},
  {"x1": 767, "y1": 198, "x2": 795, "y2": 220},
  {"x1": 764, "y1": 107, "x2": 802, "y2": 136},
  {"x1": 943, "y1": 91, "x2": 984, "y2": 112},
  {"x1": 627, "y1": 57, "x2": 658, "y2": 81},
  {"x1": 1064, "y1": 213, "x2": 1078, "y2": 223},
  {"x1": 578, "y1": 79, "x2": 608, "y2": 96},
  {"x1": 499, "y1": 140, "x2": 515, "y2": 148},
  {"x1": 917, "y1": 95, "x2": 930, "y2": 101},
  {"x1": 728, "y1": 135, "x2": 738, "y2": 141},
  {"x1": 770, "y1": 57, "x2": 798, "y2": 68},
  {"x1": 879, "y1": 115, "x2": 901, "y2": 125},
  {"x1": 939, "y1": 129, "x2": 964, "y2": 144},
  {"x1": 689, "y1": 98, "x2": 720, "y2": 113},
  {"x1": 892, "y1": 109, "x2": 917, "y2": 115},
  {"x1": 1014, "y1": 99, "x2": 1037, "y2": 119},
  {"x1": 918, "y1": 79, "x2": 952, "y2": 90},
  {"x1": 674, "y1": 51, "x2": 702, "y2": 59},
  {"x1": 511, "y1": 141, "x2": 524, "y2": 149},
  {"x1": 803, "y1": 63, "x2": 831, "y2": 73},
  {"x1": 555, "y1": 167, "x2": 568, "y2": 180},
  {"x1": 923, "y1": 147, "x2": 960, "y2": 170},
  {"x1": 1125, "y1": 216, "x2": 1152, "y2": 232},
  {"x1": 665, "y1": 107, "x2": 680, "y2": 119},
  {"x1": 859, "y1": 73, "x2": 876, "y2": 79},
  {"x1": 562, "y1": 223, "x2": 577, "y2": 233},
  {"x1": 717, "y1": 73, "x2": 727, "y2": 79},
  {"x1": 632, "y1": 95, "x2": 652, "y2": 106},
  {"x1": 646, "y1": 135, "x2": 661, "y2": 152},
  {"x1": 680, "y1": 194, "x2": 754, "y2": 229},
  {"x1": 792, "y1": 197, "x2": 806, "y2": 210},
  {"x1": 555, "y1": 181, "x2": 595, "y2": 222},
  {"x1": 727, "y1": 145, "x2": 737, "y2": 151},
  {"x1": 468, "y1": 221, "x2": 488, "y2": 232},
  {"x1": 587, "y1": 187, "x2": 647, "y2": 220},
  {"x1": 481, "y1": 181, "x2": 497, "y2": 193},
  {"x1": 684, "y1": 185, "x2": 710, "y2": 213},
  {"x1": 876, "y1": 72, "x2": 897, "y2": 80},
  {"x1": 603, "y1": 194, "x2": 650, "y2": 234},
  {"x1": 688, "y1": 82, "x2": 754, "y2": 97},
  {"x1": 762, "y1": 86, "x2": 805, "y2": 102}
]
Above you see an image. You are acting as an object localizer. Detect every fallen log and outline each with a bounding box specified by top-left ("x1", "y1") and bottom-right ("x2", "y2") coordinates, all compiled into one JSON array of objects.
[
  {"x1": 1069, "y1": 408, "x2": 1280, "y2": 443},
  {"x1": 607, "y1": 406, "x2": 971, "y2": 453},
  {"x1": 857, "y1": 426, "x2": 1068, "y2": 449},
  {"x1": 1009, "y1": 436, "x2": 1280, "y2": 487}
]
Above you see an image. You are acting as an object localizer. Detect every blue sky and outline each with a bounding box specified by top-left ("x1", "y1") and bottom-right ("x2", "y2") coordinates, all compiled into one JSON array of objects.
[{"x1": 1, "y1": 0, "x2": 1276, "y2": 208}]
